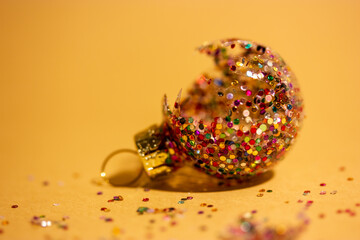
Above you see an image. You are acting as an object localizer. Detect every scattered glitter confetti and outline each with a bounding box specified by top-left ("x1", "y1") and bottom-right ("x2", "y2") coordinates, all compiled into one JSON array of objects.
[
  {"x1": 339, "y1": 166, "x2": 345, "y2": 171},
  {"x1": 212, "y1": 208, "x2": 218, "y2": 212},
  {"x1": 320, "y1": 183, "x2": 326, "y2": 186},
  {"x1": 42, "y1": 181, "x2": 49, "y2": 186},
  {"x1": 256, "y1": 193, "x2": 263, "y2": 197},
  {"x1": 137, "y1": 206, "x2": 185, "y2": 227},
  {"x1": 219, "y1": 211, "x2": 308, "y2": 240},
  {"x1": 11, "y1": 205, "x2": 18, "y2": 209},
  {"x1": 303, "y1": 190, "x2": 311, "y2": 196},
  {"x1": 142, "y1": 198, "x2": 149, "y2": 202},
  {"x1": 187, "y1": 196, "x2": 193, "y2": 200},
  {"x1": 108, "y1": 195, "x2": 123, "y2": 202},
  {"x1": 178, "y1": 201, "x2": 185, "y2": 204},
  {"x1": 198, "y1": 211, "x2": 204, "y2": 214},
  {"x1": 305, "y1": 200, "x2": 314, "y2": 207},
  {"x1": 200, "y1": 203, "x2": 207, "y2": 207},
  {"x1": 101, "y1": 207, "x2": 110, "y2": 212},
  {"x1": 31, "y1": 216, "x2": 68, "y2": 230},
  {"x1": 319, "y1": 213, "x2": 325, "y2": 219},
  {"x1": 97, "y1": 191, "x2": 103, "y2": 195},
  {"x1": 114, "y1": 195, "x2": 123, "y2": 200},
  {"x1": 53, "y1": 203, "x2": 60, "y2": 206},
  {"x1": 137, "y1": 207, "x2": 185, "y2": 216},
  {"x1": 266, "y1": 190, "x2": 273, "y2": 193},
  {"x1": 330, "y1": 190, "x2": 337, "y2": 195},
  {"x1": 337, "y1": 208, "x2": 357, "y2": 217},
  {"x1": 347, "y1": 177, "x2": 354, "y2": 181},
  {"x1": 320, "y1": 191, "x2": 326, "y2": 195}
]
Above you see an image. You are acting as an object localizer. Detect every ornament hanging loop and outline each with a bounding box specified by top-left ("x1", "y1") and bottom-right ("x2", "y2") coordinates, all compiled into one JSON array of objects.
[
  {"x1": 100, "y1": 124, "x2": 175, "y2": 185},
  {"x1": 100, "y1": 148, "x2": 143, "y2": 185}
]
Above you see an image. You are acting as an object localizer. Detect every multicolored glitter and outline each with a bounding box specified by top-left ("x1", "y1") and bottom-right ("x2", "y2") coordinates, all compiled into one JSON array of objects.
[
  {"x1": 101, "y1": 207, "x2": 110, "y2": 212},
  {"x1": 219, "y1": 211, "x2": 308, "y2": 240},
  {"x1": 136, "y1": 207, "x2": 185, "y2": 216},
  {"x1": 303, "y1": 190, "x2": 311, "y2": 196},
  {"x1": 161, "y1": 38, "x2": 304, "y2": 179},
  {"x1": 31, "y1": 215, "x2": 68, "y2": 230},
  {"x1": 108, "y1": 195, "x2": 123, "y2": 202}
]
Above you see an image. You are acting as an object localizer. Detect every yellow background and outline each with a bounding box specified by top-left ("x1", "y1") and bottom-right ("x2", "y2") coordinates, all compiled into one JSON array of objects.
[{"x1": 0, "y1": 0, "x2": 360, "y2": 239}]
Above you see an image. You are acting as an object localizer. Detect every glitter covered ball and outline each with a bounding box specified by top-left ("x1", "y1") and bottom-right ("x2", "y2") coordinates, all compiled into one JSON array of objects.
[{"x1": 162, "y1": 38, "x2": 304, "y2": 179}]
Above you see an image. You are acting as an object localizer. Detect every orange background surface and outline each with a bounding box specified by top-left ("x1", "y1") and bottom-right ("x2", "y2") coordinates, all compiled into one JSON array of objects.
[{"x1": 0, "y1": 1, "x2": 360, "y2": 239}]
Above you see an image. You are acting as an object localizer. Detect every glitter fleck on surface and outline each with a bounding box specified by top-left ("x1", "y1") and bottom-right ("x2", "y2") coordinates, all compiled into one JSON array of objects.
[
  {"x1": 31, "y1": 216, "x2": 68, "y2": 230},
  {"x1": 101, "y1": 207, "x2": 110, "y2": 212},
  {"x1": 303, "y1": 190, "x2": 311, "y2": 196},
  {"x1": 108, "y1": 195, "x2": 123, "y2": 202}
]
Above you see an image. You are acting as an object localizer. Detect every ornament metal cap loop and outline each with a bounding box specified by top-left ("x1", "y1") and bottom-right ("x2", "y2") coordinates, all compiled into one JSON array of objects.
[{"x1": 100, "y1": 124, "x2": 173, "y2": 184}]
